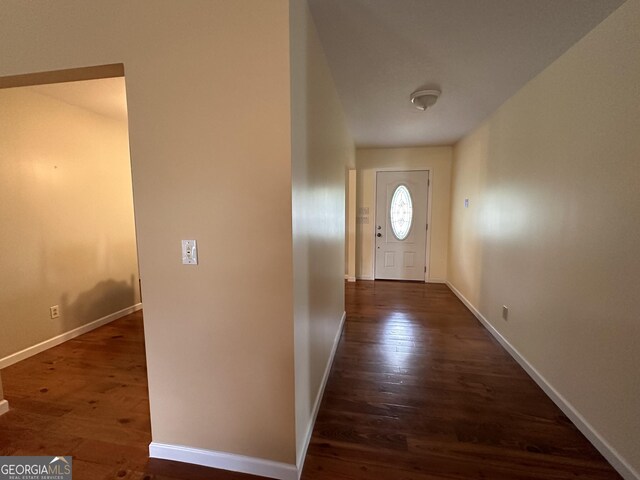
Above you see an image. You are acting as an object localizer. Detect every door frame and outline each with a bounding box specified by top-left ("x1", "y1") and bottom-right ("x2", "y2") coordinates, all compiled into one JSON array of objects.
[
  {"x1": 0, "y1": 66, "x2": 145, "y2": 365},
  {"x1": 372, "y1": 168, "x2": 432, "y2": 282}
]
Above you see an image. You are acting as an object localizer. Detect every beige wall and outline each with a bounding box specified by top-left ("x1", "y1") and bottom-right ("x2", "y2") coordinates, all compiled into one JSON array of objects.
[
  {"x1": 0, "y1": 86, "x2": 139, "y2": 361},
  {"x1": 448, "y1": 0, "x2": 640, "y2": 476},
  {"x1": 0, "y1": 0, "x2": 296, "y2": 464},
  {"x1": 356, "y1": 147, "x2": 452, "y2": 281},
  {"x1": 290, "y1": 0, "x2": 355, "y2": 466}
]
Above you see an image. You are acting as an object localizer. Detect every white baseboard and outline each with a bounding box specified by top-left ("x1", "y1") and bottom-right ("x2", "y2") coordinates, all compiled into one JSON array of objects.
[
  {"x1": 0, "y1": 303, "x2": 143, "y2": 370},
  {"x1": 427, "y1": 277, "x2": 446, "y2": 284},
  {"x1": 446, "y1": 282, "x2": 639, "y2": 480},
  {"x1": 296, "y1": 311, "x2": 346, "y2": 474},
  {"x1": 356, "y1": 275, "x2": 374, "y2": 281},
  {"x1": 149, "y1": 311, "x2": 346, "y2": 480},
  {"x1": 345, "y1": 276, "x2": 356, "y2": 282},
  {"x1": 149, "y1": 442, "x2": 298, "y2": 480},
  {"x1": 0, "y1": 399, "x2": 9, "y2": 416}
]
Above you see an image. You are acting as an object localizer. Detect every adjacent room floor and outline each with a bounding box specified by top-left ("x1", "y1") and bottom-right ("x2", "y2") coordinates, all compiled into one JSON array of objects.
[
  {"x1": 0, "y1": 282, "x2": 622, "y2": 479},
  {"x1": 0, "y1": 310, "x2": 258, "y2": 480}
]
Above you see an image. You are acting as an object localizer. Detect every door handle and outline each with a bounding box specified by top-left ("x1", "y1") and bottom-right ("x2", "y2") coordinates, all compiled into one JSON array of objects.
[{"x1": 376, "y1": 233, "x2": 382, "y2": 237}]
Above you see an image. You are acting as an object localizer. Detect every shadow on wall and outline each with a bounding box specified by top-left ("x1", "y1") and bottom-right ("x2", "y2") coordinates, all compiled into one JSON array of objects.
[{"x1": 59, "y1": 275, "x2": 138, "y2": 333}]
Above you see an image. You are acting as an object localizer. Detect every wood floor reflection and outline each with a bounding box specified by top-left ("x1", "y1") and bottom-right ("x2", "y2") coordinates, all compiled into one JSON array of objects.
[{"x1": 300, "y1": 280, "x2": 622, "y2": 480}]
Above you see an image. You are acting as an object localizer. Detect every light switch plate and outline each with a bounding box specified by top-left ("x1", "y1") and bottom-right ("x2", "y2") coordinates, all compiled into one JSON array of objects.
[{"x1": 182, "y1": 240, "x2": 198, "y2": 265}]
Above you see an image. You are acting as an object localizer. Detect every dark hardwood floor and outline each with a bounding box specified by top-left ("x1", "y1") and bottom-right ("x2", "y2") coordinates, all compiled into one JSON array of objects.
[
  {"x1": 301, "y1": 281, "x2": 621, "y2": 480},
  {"x1": 0, "y1": 282, "x2": 622, "y2": 479},
  {"x1": 0, "y1": 310, "x2": 260, "y2": 480}
]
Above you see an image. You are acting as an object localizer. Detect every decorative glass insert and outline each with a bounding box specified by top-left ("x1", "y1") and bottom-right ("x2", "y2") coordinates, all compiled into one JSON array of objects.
[{"x1": 390, "y1": 185, "x2": 413, "y2": 240}]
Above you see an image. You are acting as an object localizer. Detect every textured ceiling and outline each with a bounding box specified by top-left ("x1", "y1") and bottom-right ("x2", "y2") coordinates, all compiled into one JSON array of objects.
[
  {"x1": 31, "y1": 77, "x2": 128, "y2": 123},
  {"x1": 308, "y1": 0, "x2": 625, "y2": 147}
]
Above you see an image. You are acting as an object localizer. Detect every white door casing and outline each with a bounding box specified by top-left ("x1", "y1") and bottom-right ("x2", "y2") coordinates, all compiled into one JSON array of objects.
[{"x1": 374, "y1": 170, "x2": 428, "y2": 281}]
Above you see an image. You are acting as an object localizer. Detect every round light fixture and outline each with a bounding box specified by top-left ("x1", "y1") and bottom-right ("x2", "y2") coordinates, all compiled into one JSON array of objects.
[{"x1": 410, "y1": 89, "x2": 441, "y2": 111}]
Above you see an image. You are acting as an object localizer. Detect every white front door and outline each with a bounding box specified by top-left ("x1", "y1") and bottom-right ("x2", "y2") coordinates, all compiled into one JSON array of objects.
[{"x1": 374, "y1": 170, "x2": 428, "y2": 281}]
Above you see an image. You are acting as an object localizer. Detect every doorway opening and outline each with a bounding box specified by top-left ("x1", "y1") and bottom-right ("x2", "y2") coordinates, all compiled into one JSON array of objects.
[{"x1": 0, "y1": 66, "x2": 150, "y2": 454}]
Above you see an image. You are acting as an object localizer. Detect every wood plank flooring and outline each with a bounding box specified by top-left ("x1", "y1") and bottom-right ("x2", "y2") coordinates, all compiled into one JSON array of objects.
[
  {"x1": 0, "y1": 282, "x2": 622, "y2": 479},
  {"x1": 300, "y1": 281, "x2": 621, "y2": 480},
  {"x1": 0, "y1": 310, "x2": 260, "y2": 480}
]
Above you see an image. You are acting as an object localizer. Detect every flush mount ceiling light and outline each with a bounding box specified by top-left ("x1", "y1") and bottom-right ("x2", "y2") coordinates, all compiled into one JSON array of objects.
[{"x1": 410, "y1": 89, "x2": 441, "y2": 111}]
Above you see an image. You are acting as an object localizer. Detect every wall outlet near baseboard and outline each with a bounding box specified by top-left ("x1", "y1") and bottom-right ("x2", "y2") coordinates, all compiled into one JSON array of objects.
[
  {"x1": 50, "y1": 305, "x2": 60, "y2": 319},
  {"x1": 502, "y1": 305, "x2": 509, "y2": 321}
]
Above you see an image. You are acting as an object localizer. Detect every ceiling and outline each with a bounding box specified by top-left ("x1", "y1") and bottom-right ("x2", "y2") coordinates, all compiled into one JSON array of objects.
[
  {"x1": 31, "y1": 77, "x2": 128, "y2": 123},
  {"x1": 308, "y1": 0, "x2": 625, "y2": 147},
  {"x1": 21, "y1": 1, "x2": 625, "y2": 147}
]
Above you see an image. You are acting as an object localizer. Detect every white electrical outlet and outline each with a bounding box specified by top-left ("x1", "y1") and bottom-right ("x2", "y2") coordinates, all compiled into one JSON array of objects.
[
  {"x1": 502, "y1": 305, "x2": 509, "y2": 321},
  {"x1": 50, "y1": 305, "x2": 60, "y2": 319},
  {"x1": 182, "y1": 240, "x2": 198, "y2": 265}
]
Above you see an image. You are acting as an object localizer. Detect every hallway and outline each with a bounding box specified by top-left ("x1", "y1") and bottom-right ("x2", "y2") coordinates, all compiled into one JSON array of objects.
[
  {"x1": 0, "y1": 282, "x2": 621, "y2": 479},
  {"x1": 301, "y1": 281, "x2": 621, "y2": 479}
]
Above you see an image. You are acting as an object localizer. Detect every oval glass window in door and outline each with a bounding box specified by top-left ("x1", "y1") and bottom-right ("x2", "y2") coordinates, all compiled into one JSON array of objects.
[{"x1": 390, "y1": 185, "x2": 413, "y2": 240}]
